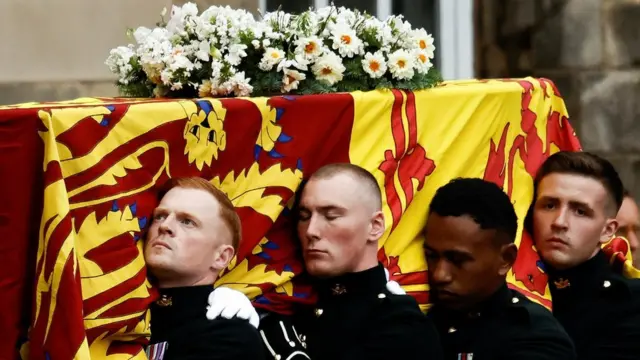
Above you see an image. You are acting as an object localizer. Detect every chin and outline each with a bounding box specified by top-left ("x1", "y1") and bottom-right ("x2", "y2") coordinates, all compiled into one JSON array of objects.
[
  {"x1": 539, "y1": 249, "x2": 576, "y2": 270},
  {"x1": 306, "y1": 261, "x2": 339, "y2": 278}
]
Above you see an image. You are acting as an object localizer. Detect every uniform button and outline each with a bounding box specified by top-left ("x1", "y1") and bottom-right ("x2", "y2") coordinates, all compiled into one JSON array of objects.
[
  {"x1": 378, "y1": 293, "x2": 386, "y2": 299},
  {"x1": 604, "y1": 280, "x2": 611, "y2": 288},
  {"x1": 448, "y1": 327, "x2": 457, "y2": 333},
  {"x1": 512, "y1": 297, "x2": 520, "y2": 304},
  {"x1": 315, "y1": 308, "x2": 324, "y2": 317}
]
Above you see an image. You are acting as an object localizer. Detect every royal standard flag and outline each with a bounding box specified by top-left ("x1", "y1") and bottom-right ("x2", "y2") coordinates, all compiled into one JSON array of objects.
[{"x1": 0, "y1": 78, "x2": 599, "y2": 359}]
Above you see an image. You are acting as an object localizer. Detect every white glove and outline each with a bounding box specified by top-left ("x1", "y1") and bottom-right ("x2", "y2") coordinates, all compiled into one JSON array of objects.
[
  {"x1": 384, "y1": 268, "x2": 406, "y2": 295},
  {"x1": 206, "y1": 287, "x2": 260, "y2": 329}
]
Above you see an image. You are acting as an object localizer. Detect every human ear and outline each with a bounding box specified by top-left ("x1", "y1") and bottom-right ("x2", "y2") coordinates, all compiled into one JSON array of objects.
[
  {"x1": 498, "y1": 243, "x2": 518, "y2": 276},
  {"x1": 600, "y1": 218, "x2": 619, "y2": 245},
  {"x1": 212, "y1": 244, "x2": 235, "y2": 272},
  {"x1": 368, "y1": 211, "x2": 385, "y2": 242}
]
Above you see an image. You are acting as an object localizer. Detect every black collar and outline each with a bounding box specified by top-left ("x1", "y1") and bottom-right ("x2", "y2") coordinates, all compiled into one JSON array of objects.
[
  {"x1": 545, "y1": 251, "x2": 613, "y2": 303},
  {"x1": 150, "y1": 285, "x2": 213, "y2": 339},
  {"x1": 315, "y1": 263, "x2": 387, "y2": 302},
  {"x1": 429, "y1": 283, "x2": 512, "y2": 325}
]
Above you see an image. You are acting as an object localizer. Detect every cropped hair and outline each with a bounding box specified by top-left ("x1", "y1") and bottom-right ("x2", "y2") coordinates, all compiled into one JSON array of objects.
[
  {"x1": 309, "y1": 163, "x2": 382, "y2": 210},
  {"x1": 429, "y1": 178, "x2": 518, "y2": 244},
  {"x1": 534, "y1": 151, "x2": 623, "y2": 214}
]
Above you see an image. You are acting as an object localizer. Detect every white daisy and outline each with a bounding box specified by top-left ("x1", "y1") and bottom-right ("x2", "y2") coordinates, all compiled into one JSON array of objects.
[
  {"x1": 388, "y1": 50, "x2": 415, "y2": 80},
  {"x1": 415, "y1": 50, "x2": 433, "y2": 74},
  {"x1": 295, "y1": 36, "x2": 324, "y2": 61},
  {"x1": 361, "y1": 52, "x2": 387, "y2": 78},
  {"x1": 312, "y1": 52, "x2": 345, "y2": 85},
  {"x1": 259, "y1": 47, "x2": 285, "y2": 71},
  {"x1": 330, "y1": 26, "x2": 364, "y2": 58}
]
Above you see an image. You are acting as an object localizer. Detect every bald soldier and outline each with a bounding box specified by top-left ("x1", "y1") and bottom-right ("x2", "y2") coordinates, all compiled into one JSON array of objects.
[
  {"x1": 206, "y1": 164, "x2": 443, "y2": 359},
  {"x1": 289, "y1": 163, "x2": 443, "y2": 360}
]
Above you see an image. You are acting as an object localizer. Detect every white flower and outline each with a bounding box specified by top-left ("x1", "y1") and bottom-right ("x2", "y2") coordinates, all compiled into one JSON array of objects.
[
  {"x1": 262, "y1": 39, "x2": 271, "y2": 47},
  {"x1": 412, "y1": 29, "x2": 435, "y2": 59},
  {"x1": 226, "y1": 71, "x2": 254, "y2": 97},
  {"x1": 282, "y1": 69, "x2": 306, "y2": 93},
  {"x1": 259, "y1": 47, "x2": 286, "y2": 71},
  {"x1": 251, "y1": 40, "x2": 261, "y2": 49},
  {"x1": 330, "y1": 26, "x2": 364, "y2": 58},
  {"x1": 105, "y1": 46, "x2": 136, "y2": 81},
  {"x1": 181, "y1": 3, "x2": 199, "y2": 17},
  {"x1": 415, "y1": 50, "x2": 433, "y2": 74},
  {"x1": 277, "y1": 58, "x2": 308, "y2": 72},
  {"x1": 194, "y1": 40, "x2": 210, "y2": 62},
  {"x1": 311, "y1": 52, "x2": 345, "y2": 85},
  {"x1": 388, "y1": 50, "x2": 415, "y2": 80},
  {"x1": 225, "y1": 43, "x2": 248, "y2": 66},
  {"x1": 295, "y1": 36, "x2": 324, "y2": 60},
  {"x1": 361, "y1": 52, "x2": 387, "y2": 78},
  {"x1": 133, "y1": 26, "x2": 152, "y2": 44}
]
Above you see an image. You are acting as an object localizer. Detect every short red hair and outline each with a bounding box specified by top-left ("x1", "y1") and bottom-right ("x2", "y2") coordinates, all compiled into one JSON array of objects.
[{"x1": 158, "y1": 177, "x2": 241, "y2": 251}]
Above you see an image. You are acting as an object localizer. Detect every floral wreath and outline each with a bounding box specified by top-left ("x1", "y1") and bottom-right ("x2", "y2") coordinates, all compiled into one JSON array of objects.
[{"x1": 106, "y1": 2, "x2": 441, "y2": 98}]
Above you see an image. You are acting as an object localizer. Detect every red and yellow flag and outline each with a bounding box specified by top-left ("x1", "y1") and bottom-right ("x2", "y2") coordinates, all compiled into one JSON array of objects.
[{"x1": 0, "y1": 78, "x2": 593, "y2": 359}]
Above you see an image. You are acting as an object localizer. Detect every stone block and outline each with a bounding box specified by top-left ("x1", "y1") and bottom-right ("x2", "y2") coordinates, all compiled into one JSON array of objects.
[
  {"x1": 578, "y1": 70, "x2": 640, "y2": 153},
  {"x1": 502, "y1": 0, "x2": 536, "y2": 35},
  {"x1": 535, "y1": 71, "x2": 581, "y2": 131},
  {"x1": 0, "y1": 81, "x2": 119, "y2": 106},
  {"x1": 0, "y1": 0, "x2": 171, "y2": 83},
  {"x1": 533, "y1": 0, "x2": 603, "y2": 70},
  {"x1": 604, "y1": 0, "x2": 640, "y2": 67},
  {"x1": 594, "y1": 153, "x2": 638, "y2": 192}
]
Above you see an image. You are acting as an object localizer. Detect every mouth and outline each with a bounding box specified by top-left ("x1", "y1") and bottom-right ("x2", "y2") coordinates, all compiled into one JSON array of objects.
[
  {"x1": 434, "y1": 289, "x2": 458, "y2": 300},
  {"x1": 547, "y1": 237, "x2": 568, "y2": 246},
  {"x1": 306, "y1": 249, "x2": 327, "y2": 256},
  {"x1": 152, "y1": 240, "x2": 171, "y2": 250}
]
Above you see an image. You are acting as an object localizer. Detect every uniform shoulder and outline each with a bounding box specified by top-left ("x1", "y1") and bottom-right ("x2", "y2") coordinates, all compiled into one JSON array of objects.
[
  {"x1": 507, "y1": 290, "x2": 562, "y2": 329},
  {"x1": 377, "y1": 292, "x2": 424, "y2": 316},
  {"x1": 162, "y1": 317, "x2": 265, "y2": 360},
  {"x1": 601, "y1": 272, "x2": 640, "y2": 304}
]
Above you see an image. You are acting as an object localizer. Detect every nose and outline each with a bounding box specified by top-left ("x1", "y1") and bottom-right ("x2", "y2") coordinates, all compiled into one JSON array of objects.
[
  {"x1": 159, "y1": 214, "x2": 176, "y2": 236},
  {"x1": 430, "y1": 260, "x2": 453, "y2": 286},
  {"x1": 304, "y1": 214, "x2": 322, "y2": 241},
  {"x1": 551, "y1": 207, "x2": 569, "y2": 231}
]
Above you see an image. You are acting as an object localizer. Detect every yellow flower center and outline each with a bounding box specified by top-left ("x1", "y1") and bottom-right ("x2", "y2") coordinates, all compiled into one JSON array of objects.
[
  {"x1": 270, "y1": 52, "x2": 281, "y2": 59},
  {"x1": 419, "y1": 39, "x2": 427, "y2": 49},
  {"x1": 369, "y1": 61, "x2": 380, "y2": 72},
  {"x1": 305, "y1": 42, "x2": 316, "y2": 53},
  {"x1": 341, "y1": 35, "x2": 352, "y2": 45},
  {"x1": 321, "y1": 67, "x2": 333, "y2": 75},
  {"x1": 397, "y1": 60, "x2": 406, "y2": 68},
  {"x1": 418, "y1": 54, "x2": 427, "y2": 63}
]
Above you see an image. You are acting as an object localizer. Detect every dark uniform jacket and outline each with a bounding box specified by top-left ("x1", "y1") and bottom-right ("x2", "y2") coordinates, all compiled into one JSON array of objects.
[
  {"x1": 148, "y1": 285, "x2": 266, "y2": 360},
  {"x1": 294, "y1": 264, "x2": 443, "y2": 360},
  {"x1": 547, "y1": 251, "x2": 640, "y2": 360},
  {"x1": 428, "y1": 283, "x2": 576, "y2": 360}
]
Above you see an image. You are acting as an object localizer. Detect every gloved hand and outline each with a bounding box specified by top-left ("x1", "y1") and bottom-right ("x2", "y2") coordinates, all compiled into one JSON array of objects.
[
  {"x1": 384, "y1": 268, "x2": 406, "y2": 295},
  {"x1": 205, "y1": 287, "x2": 260, "y2": 329}
]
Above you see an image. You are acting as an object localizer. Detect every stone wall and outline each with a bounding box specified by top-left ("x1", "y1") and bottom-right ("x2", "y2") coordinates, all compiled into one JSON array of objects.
[
  {"x1": 476, "y1": 0, "x2": 640, "y2": 198},
  {"x1": 0, "y1": 0, "x2": 257, "y2": 105}
]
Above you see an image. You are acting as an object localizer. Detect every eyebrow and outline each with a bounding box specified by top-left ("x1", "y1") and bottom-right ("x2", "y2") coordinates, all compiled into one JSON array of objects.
[
  {"x1": 539, "y1": 196, "x2": 594, "y2": 210},
  {"x1": 298, "y1": 205, "x2": 347, "y2": 212},
  {"x1": 153, "y1": 208, "x2": 201, "y2": 223}
]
